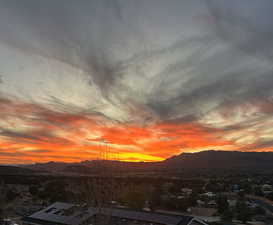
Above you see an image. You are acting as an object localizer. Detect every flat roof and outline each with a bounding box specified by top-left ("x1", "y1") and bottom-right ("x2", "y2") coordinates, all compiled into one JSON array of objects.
[{"x1": 22, "y1": 202, "x2": 194, "y2": 225}]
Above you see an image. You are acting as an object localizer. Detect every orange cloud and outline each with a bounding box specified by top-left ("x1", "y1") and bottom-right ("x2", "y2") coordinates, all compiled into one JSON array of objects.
[{"x1": 0, "y1": 98, "x2": 271, "y2": 164}]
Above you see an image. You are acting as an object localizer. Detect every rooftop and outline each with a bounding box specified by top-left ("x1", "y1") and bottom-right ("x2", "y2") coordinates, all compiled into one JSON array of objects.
[{"x1": 22, "y1": 202, "x2": 206, "y2": 225}]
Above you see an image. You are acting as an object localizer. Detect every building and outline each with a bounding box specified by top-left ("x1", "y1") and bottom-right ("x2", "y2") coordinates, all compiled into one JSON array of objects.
[
  {"x1": 22, "y1": 202, "x2": 208, "y2": 225},
  {"x1": 181, "y1": 188, "x2": 192, "y2": 196},
  {"x1": 187, "y1": 207, "x2": 217, "y2": 217},
  {"x1": 201, "y1": 192, "x2": 216, "y2": 198},
  {"x1": 261, "y1": 184, "x2": 273, "y2": 195}
]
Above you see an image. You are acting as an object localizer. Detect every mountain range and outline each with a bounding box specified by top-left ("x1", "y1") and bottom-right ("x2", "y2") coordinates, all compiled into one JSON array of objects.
[{"x1": 15, "y1": 150, "x2": 273, "y2": 175}]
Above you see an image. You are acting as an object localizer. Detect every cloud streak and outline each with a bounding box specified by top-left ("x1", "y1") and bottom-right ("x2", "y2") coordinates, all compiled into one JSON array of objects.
[{"x1": 0, "y1": 0, "x2": 273, "y2": 163}]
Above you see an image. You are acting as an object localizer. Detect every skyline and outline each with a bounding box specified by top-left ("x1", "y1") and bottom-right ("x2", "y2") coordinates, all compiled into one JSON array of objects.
[{"x1": 0, "y1": 0, "x2": 273, "y2": 164}]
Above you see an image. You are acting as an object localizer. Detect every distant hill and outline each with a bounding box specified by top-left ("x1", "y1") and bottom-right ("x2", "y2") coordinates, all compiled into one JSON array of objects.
[
  {"x1": 0, "y1": 165, "x2": 36, "y2": 175},
  {"x1": 23, "y1": 160, "x2": 162, "y2": 175},
  {"x1": 23, "y1": 161, "x2": 71, "y2": 173},
  {"x1": 20, "y1": 151, "x2": 273, "y2": 175},
  {"x1": 164, "y1": 150, "x2": 273, "y2": 171}
]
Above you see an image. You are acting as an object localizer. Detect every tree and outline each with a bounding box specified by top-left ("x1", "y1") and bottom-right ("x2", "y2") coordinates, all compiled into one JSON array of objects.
[
  {"x1": 236, "y1": 200, "x2": 252, "y2": 223},
  {"x1": 169, "y1": 184, "x2": 181, "y2": 195},
  {"x1": 0, "y1": 181, "x2": 18, "y2": 218},
  {"x1": 120, "y1": 185, "x2": 146, "y2": 210},
  {"x1": 238, "y1": 190, "x2": 246, "y2": 199},
  {"x1": 216, "y1": 195, "x2": 228, "y2": 214},
  {"x1": 188, "y1": 191, "x2": 198, "y2": 207},
  {"x1": 241, "y1": 182, "x2": 252, "y2": 194},
  {"x1": 177, "y1": 198, "x2": 192, "y2": 212},
  {"x1": 6, "y1": 189, "x2": 18, "y2": 201},
  {"x1": 0, "y1": 180, "x2": 6, "y2": 219},
  {"x1": 29, "y1": 185, "x2": 39, "y2": 196},
  {"x1": 39, "y1": 180, "x2": 70, "y2": 203},
  {"x1": 254, "y1": 186, "x2": 264, "y2": 197},
  {"x1": 221, "y1": 209, "x2": 233, "y2": 222},
  {"x1": 149, "y1": 186, "x2": 162, "y2": 211},
  {"x1": 267, "y1": 192, "x2": 273, "y2": 201},
  {"x1": 80, "y1": 177, "x2": 118, "y2": 208},
  {"x1": 254, "y1": 206, "x2": 265, "y2": 215},
  {"x1": 162, "y1": 197, "x2": 177, "y2": 210}
]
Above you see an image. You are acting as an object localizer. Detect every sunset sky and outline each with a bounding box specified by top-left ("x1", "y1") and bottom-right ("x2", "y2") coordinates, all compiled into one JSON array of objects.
[{"x1": 0, "y1": 0, "x2": 273, "y2": 164}]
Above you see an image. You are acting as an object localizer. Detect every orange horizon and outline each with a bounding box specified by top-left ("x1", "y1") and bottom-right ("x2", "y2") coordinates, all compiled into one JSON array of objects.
[
  {"x1": 0, "y1": 99, "x2": 273, "y2": 164},
  {"x1": 1, "y1": 149, "x2": 273, "y2": 165}
]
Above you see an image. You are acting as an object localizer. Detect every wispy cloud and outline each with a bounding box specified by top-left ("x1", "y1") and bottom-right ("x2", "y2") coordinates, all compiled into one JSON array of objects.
[{"x1": 0, "y1": 0, "x2": 272, "y2": 163}]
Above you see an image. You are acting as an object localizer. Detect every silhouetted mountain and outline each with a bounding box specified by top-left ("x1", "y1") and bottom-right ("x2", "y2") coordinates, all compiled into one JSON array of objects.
[
  {"x1": 21, "y1": 151, "x2": 273, "y2": 175},
  {"x1": 24, "y1": 161, "x2": 72, "y2": 173},
  {"x1": 164, "y1": 150, "x2": 273, "y2": 170},
  {"x1": 22, "y1": 160, "x2": 163, "y2": 175},
  {"x1": 0, "y1": 165, "x2": 36, "y2": 175}
]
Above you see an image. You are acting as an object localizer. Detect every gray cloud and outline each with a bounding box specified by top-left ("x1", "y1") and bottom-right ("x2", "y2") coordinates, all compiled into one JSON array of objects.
[
  {"x1": 0, "y1": 129, "x2": 41, "y2": 141},
  {"x1": 251, "y1": 140, "x2": 273, "y2": 151},
  {"x1": 0, "y1": 0, "x2": 273, "y2": 125},
  {"x1": 206, "y1": 0, "x2": 273, "y2": 60}
]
